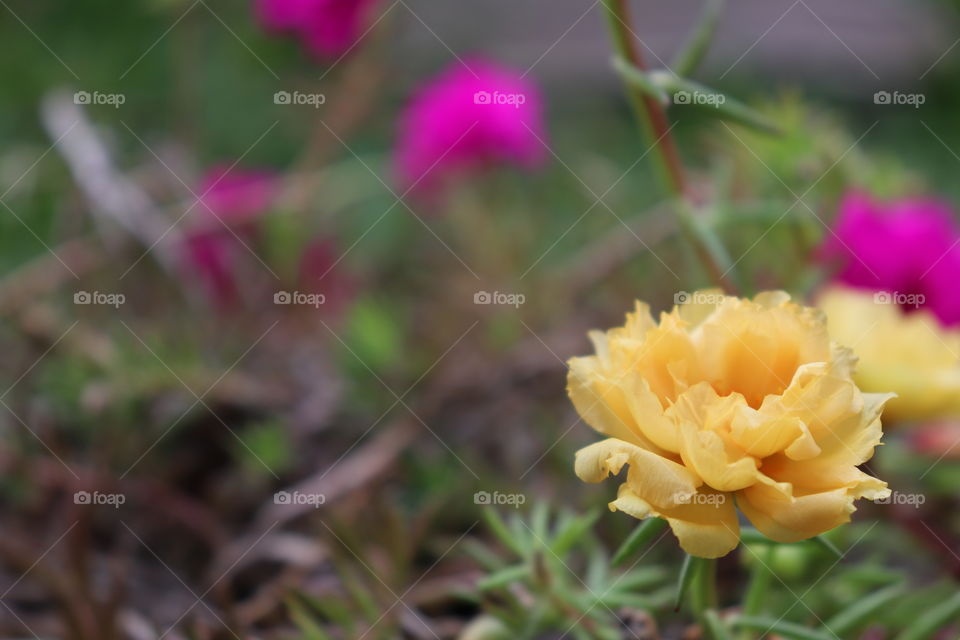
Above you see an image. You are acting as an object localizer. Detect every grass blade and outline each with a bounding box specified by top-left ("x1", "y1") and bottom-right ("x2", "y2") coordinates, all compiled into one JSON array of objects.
[
  {"x1": 822, "y1": 583, "x2": 906, "y2": 636},
  {"x1": 612, "y1": 518, "x2": 667, "y2": 566},
  {"x1": 734, "y1": 616, "x2": 835, "y2": 640}
]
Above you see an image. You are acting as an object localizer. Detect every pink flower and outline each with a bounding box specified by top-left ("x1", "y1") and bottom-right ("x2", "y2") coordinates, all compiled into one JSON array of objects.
[
  {"x1": 393, "y1": 58, "x2": 548, "y2": 196},
  {"x1": 254, "y1": 0, "x2": 380, "y2": 59},
  {"x1": 907, "y1": 421, "x2": 960, "y2": 460},
  {"x1": 195, "y1": 165, "x2": 279, "y2": 227},
  {"x1": 184, "y1": 166, "x2": 280, "y2": 307},
  {"x1": 820, "y1": 190, "x2": 960, "y2": 326},
  {"x1": 298, "y1": 237, "x2": 357, "y2": 315}
]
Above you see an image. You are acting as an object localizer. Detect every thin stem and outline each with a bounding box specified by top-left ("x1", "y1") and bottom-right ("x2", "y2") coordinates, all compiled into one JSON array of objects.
[
  {"x1": 600, "y1": 0, "x2": 741, "y2": 294},
  {"x1": 601, "y1": 0, "x2": 685, "y2": 197},
  {"x1": 739, "y1": 546, "x2": 776, "y2": 640},
  {"x1": 691, "y1": 558, "x2": 727, "y2": 640}
]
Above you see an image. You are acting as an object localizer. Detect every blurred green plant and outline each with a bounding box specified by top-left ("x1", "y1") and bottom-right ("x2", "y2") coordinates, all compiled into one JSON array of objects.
[{"x1": 460, "y1": 503, "x2": 672, "y2": 640}]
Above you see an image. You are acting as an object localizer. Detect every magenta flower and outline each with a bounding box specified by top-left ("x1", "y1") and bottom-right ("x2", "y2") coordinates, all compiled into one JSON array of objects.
[
  {"x1": 821, "y1": 190, "x2": 960, "y2": 326},
  {"x1": 254, "y1": 0, "x2": 380, "y2": 59},
  {"x1": 195, "y1": 165, "x2": 279, "y2": 226},
  {"x1": 184, "y1": 166, "x2": 280, "y2": 307},
  {"x1": 298, "y1": 237, "x2": 357, "y2": 315},
  {"x1": 393, "y1": 58, "x2": 548, "y2": 196}
]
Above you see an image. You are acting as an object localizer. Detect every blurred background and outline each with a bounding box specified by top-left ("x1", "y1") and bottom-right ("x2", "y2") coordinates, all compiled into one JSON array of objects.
[{"x1": 2, "y1": 0, "x2": 960, "y2": 638}]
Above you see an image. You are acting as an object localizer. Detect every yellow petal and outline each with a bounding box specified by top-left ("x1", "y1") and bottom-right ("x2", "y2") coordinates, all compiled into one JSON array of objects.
[
  {"x1": 729, "y1": 413, "x2": 820, "y2": 460},
  {"x1": 567, "y1": 356, "x2": 665, "y2": 453},
  {"x1": 819, "y1": 286, "x2": 960, "y2": 422},
  {"x1": 736, "y1": 473, "x2": 889, "y2": 543},
  {"x1": 622, "y1": 375, "x2": 680, "y2": 453},
  {"x1": 695, "y1": 295, "x2": 831, "y2": 409},
  {"x1": 574, "y1": 438, "x2": 700, "y2": 508},
  {"x1": 611, "y1": 483, "x2": 740, "y2": 558},
  {"x1": 611, "y1": 312, "x2": 703, "y2": 408},
  {"x1": 674, "y1": 289, "x2": 726, "y2": 327},
  {"x1": 669, "y1": 384, "x2": 763, "y2": 492}
]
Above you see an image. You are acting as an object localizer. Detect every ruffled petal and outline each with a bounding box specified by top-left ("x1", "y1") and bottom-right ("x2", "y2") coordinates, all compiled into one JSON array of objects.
[
  {"x1": 670, "y1": 384, "x2": 763, "y2": 491},
  {"x1": 567, "y1": 356, "x2": 665, "y2": 453},
  {"x1": 611, "y1": 484, "x2": 740, "y2": 558},
  {"x1": 737, "y1": 472, "x2": 889, "y2": 543},
  {"x1": 574, "y1": 439, "x2": 701, "y2": 508}
]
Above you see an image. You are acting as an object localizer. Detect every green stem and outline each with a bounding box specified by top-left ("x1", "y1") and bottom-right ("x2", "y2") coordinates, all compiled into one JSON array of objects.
[
  {"x1": 600, "y1": 0, "x2": 741, "y2": 295},
  {"x1": 739, "y1": 546, "x2": 775, "y2": 640},
  {"x1": 691, "y1": 558, "x2": 727, "y2": 639},
  {"x1": 601, "y1": 0, "x2": 685, "y2": 197}
]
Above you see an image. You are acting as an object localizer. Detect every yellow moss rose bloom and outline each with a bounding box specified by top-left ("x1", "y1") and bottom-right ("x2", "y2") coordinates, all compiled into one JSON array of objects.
[
  {"x1": 818, "y1": 286, "x2": 960, "y2": 423},
  {"x1": 569, "y1": 291, "x2": 891, "y2": 558}
]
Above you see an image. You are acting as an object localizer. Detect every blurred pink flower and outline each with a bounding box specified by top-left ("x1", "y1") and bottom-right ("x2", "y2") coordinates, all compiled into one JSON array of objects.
[
  {"x1": 298, "y1": 237, "x2": 357, "y2": 314},
  {"x1": 195, "y1": 165, "x2": 279, "y2": 226},
  {"x1": 821, "y1": 190, "x2": 960, "y2": 326},
  {"x1": 254, "y1": 0, "x2": 380, "y2": 59},
  {"x1": 184, "y1": 166, "x2": 280, "y2": 307},
  {"x1": 185, "y1": 232, "x2": 243, "y2": 308},
  {"x1": 907, "y1": 421, "x2": 960, "y2": 460},
  {"x1": 393, "y1": 58, "x2": 548, "y2": 196}
]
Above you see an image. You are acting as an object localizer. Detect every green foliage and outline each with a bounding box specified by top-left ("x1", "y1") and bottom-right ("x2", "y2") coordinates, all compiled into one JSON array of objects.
[
  {"x1": 231, "y1": 418, "x2": 293, "y2": 476},
  {"x1": 339, "y1": 297, "x2": 404, "y2": 374},
  {"x1": 465, "y1": 503, "x2": 672, "y2": 640}
]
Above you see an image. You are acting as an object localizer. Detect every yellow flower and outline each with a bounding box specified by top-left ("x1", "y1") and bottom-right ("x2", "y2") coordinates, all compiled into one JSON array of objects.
[
  {"x1": 818, "y1": 286, "x2": 960, "y2": 423},
  {"x1": 569, "y1": 291, "x2": 891, "y2": 558}
]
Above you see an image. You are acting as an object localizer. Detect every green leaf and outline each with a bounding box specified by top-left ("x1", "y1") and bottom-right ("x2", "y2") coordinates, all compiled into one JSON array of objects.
[
  {"x1": 811, "y1": 534, "x2": 843, "y2": 559},
  {"x1": 340, "y1": 298, "x2": 404, "y2": 373},
  {"x1": 286, "y1": 597, "x2": 334, "y2": 640},
  {"x1": 612, "y1": 518, "x2": 667, "y2": 566},
  {"x1": 734, "y1": 616, "x2": 835, "y2": 640},
  {"x1": 481, "y1": 509, "x2": 525, "y2": 556},
  {"x1": 261, "y1": 209, "x2": 310, "y2": 280},
  {"x1": 611, "y1": 56, "x2": 669, "y2": 103},
  {"x1": 822, "y1": 582, "x2": 906, "y2": 636},
  {"x1": 463, "y1": 539, "x2": 505, "y2": 571},
  {"x1": 298, "y1": 590, "x2": 356, "y2": 634},
  {"x1": 703, "y1": 609, "x2": 733, "y2": 640},
  {"x1": 651, "y1": 71, "x2": 781, "y2": 135},
  {"x1": 585, "y1": 546, "x2": 609, "y2": 590},
  {"x1": 601, "y1": 591, "x2": 660, "y2": 611},
  {"x1": 614, "y1": 566, "x2": 667, "y2": 591},
  {"x1": 477, "y1": 564, "x2": 530, "y2": 591},
  {"x1": 894, "y1": 592, "x2": 960, "y2": 640},
  {"x1": 531, "y1": 501, "x2": 550, "y2": 541},
  {"x1": 671, "y1": 0, "x2": 724, "y2": 76},
  {"x1": 674, "y1": 554, "x2": 699, "y2": 611},
  {"x1": 232, "y1": 419, "x2": 292, "y2": 476},
  {"x1": 551, "y1": 510, "x2": 600, "y2": 556}
]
